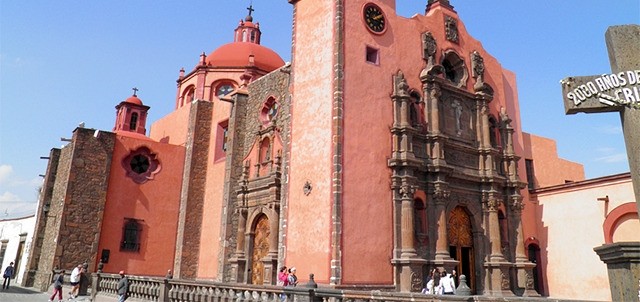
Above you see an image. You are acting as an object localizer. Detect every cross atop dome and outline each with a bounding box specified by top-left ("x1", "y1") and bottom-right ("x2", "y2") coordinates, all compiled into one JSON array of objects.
[
  {"x1": 132, "y1": 87, "x2": 139, "y2": 97},
  {"x1": 245, "y1": 4, "x2": 254, "y2": 22}
]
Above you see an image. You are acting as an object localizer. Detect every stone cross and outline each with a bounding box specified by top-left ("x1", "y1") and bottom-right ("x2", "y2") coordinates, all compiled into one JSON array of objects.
[{"x1": 560, "y1": 25, "x2": 640, "y2": 214}]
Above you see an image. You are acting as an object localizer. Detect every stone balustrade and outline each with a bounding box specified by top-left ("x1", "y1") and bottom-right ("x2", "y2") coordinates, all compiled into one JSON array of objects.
[{"x1": 91, "y1": 273, "x2": 561, "y2": 302}]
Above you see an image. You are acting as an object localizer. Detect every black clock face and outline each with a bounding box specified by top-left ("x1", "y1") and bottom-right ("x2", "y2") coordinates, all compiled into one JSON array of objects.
[{"x1": 364, "y1": 4, "x2": 386, "y2": 33}]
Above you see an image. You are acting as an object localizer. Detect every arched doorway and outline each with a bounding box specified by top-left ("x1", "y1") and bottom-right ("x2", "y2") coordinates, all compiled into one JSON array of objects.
[
  {"x1": 527, "y1": 243, "x2": 543, "y2": 295},
  {"x1": 251, "y1": 214, "x2": 270, "y2": 284},
  {"x1": 448, "y1": 206, "x2": 475, "y2": 293}
]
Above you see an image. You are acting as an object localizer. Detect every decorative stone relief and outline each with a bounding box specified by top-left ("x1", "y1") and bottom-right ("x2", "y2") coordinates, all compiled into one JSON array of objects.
[
  {"x1": 420, "y1": 32, "x2": 444, "y2": 78},
  {"x1": 501, "y1": 270, "x2": 510, "y2": 290},
  {"x1": 445, "y1": 16, "x2": 459, "y2": 43},
  {"x1": 471, "y1": 51, "x2": 485, "y2": 79},
  {"x1": 411, "y1": 271, "x2": 423, "y2": 292},
  {"x1": 399, "y1": 184, "x2": 416, "y2": 199},
  {"x1": 486, "y1": 198, "x2": 500, "y2": 212},
  {"x1": 393, "y1": 70, "x2": 409, "y2": 97},
  {"x1": 471, "y1": 50, "x2": 493, "y2": 96}
]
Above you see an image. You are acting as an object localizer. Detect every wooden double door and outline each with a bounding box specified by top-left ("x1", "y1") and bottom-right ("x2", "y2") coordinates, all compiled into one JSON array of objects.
[{"x1": 448, "y1": 206, "x2": 475, "y2": 293}]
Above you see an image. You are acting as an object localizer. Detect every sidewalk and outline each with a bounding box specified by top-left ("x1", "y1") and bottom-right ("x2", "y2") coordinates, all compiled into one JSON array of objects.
[{"x1": 0, "y1": 284, "x2": 92, "y2": 302}]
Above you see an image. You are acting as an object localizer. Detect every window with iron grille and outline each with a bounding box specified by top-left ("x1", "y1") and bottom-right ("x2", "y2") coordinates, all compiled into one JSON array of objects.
[{"x1": 120, "y1": 219, "x2": 141, "y2": 252}]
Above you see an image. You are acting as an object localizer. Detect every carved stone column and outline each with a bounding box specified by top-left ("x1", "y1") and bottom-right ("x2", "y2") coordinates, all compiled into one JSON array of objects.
[
  {"x1": 431, "y1": 189, "x2": 457, "y2": 272},
  {"x1": 483, "y1": 194, "x2": 513, "y2": 296},
  {"x1": 510, "y1": 196, "x2": 539, "y2": 297},
  {"x1": 229, "y1": 165, "x2": 249, "y2": 283},
  {"x1": 391, "y1": 183, "x2": 427, "y2": 292}
]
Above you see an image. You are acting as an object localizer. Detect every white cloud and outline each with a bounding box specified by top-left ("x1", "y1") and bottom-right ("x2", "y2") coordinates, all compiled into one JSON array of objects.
[
  {"x1": 0, "y1": 191, "x2": 21, "y2": 202},
  {"x1": 594, "y1": 153, "x2": 627, "y2": 163},
  {"x1": 0, "y1": 165, "x2": 13, "y2": 184}
]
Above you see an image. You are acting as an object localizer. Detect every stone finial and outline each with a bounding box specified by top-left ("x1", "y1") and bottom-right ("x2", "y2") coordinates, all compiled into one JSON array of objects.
[
  {"x1": 304, "y1": 273, "x2": 318, "y2": 288},
  {"x1": 420, "y1": 32, "x2": 444, "y2": 78},
  {"x1": 455, "y1": 275, "x2": 472, "y2": 295},
  {"x1": 393, "y1": 70, "x2": 409, "y2": 96},
  {"x1": 471, "y1": 50, "x2": 494, "y2": 97},
  {"x1": 471, "y1": 51, "x2": 484, "y2": 79}
]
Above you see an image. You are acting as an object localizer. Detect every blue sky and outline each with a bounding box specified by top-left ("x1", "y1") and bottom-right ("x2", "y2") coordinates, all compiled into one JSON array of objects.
[{"x1": 1, "y1": 1, "x2": 638, "y2": 218}]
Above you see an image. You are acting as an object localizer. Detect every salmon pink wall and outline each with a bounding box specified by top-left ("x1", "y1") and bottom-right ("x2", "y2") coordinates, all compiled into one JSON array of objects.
[
  {"x1": 340, "y1": 2, "x2": 528, "y2": 285},
  {"x1": 524, "y1": 133, "x2": 584, "y2": 188},
  {"x1": 287, "y1": 0, "x2": 335, "y2": 284},
  {"x1": 199, "y1": 97, "x2": 233, "y2": 278},
  {"x1": 97, "y1": 135, "x2": 185, "y2": 277},
  {"x1": 534, "y1": 175, "x2": 634, "y2": 301},
  {"x1": 150, "y1": 104, "x2": 191, "y2": 145}
]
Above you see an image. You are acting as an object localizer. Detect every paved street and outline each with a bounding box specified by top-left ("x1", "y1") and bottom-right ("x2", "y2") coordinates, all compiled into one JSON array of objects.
[{"x1": 0, "y1": 285, "x2": 91, "y2": 302}]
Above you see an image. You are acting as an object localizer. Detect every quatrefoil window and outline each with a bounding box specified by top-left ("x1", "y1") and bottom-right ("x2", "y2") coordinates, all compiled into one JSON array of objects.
[{"x1": 122, "y1": 147, "x2": 160, "y2": 184}]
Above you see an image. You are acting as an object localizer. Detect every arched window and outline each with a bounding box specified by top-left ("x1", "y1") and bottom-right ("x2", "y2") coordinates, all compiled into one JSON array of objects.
[
  {"x1": 129, "y1": 112, "x2": 138, "y2": 131},
  {"x1": 183, "y1": 86, "x2": 195, "y2": 105},
  {"x1": 528, "y1": 243, "x2": 543, "y2": 295},
  {"x1": 441, "y1": 51, "x2": 467, "y2": 86},
  {"x1": 121, "y1": 219, "x2": 141, "y2": 252}
]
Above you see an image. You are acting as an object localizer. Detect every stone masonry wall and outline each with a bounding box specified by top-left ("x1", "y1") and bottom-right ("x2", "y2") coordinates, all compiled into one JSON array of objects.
[
  {"x1": 174, "y1": 100, "x2": 212, "y2": 279},
  {"x1": 22, "y1": 148, "x2": 60, "y2": 287},
  {"x1": 220, "y1": 66, "x2": 292, "y2": 281},
  {"x1": 33, "y1": 128, "x2": 115, "y2": 291}
]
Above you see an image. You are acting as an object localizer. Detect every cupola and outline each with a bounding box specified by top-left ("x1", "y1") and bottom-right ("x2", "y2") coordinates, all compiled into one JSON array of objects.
[{"x1": 114, "y1": 88, "x2": 150, "y2": 135}]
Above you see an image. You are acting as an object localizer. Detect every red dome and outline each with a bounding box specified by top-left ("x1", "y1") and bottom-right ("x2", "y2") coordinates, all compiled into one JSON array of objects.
[
  {"x1": 206, "y1": 42, "x2": 285, "y2": 72},
  {"x1": 124, "y1": 95, "x2": 143, "y2": 105}
]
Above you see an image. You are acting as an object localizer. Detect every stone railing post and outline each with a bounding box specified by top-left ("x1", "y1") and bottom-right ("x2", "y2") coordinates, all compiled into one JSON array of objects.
[
  {"x1": 91, "y1": 273, "x2": 100, "y2": 301},
  {"x1": 158, "y1": 278, "x2": 170, "y2": 302}
]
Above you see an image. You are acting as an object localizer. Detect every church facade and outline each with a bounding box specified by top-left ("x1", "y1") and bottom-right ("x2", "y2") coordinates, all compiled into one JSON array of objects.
[{"x1": 26, "y1": 0, "x2": 637, "y2": 300}]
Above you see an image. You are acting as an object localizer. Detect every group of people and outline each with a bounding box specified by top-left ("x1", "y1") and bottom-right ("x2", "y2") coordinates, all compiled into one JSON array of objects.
[
  {"x1": 47, "y1": 264, "x2": 129, "y2": 302},
  {"x1": 277, "y1": 266, "x2": 298, "y2": 287},
  {"x1": 421, "y1": 268, "x2": 457, "y2": 295},
  {"x1": 48, "y1": 264, "x2": 84, "y2": 302}
]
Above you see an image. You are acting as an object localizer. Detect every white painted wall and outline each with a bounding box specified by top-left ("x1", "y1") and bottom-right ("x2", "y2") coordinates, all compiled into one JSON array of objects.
[{"x1": 0, "y1": 215, "x2": 36, "y2": 286}]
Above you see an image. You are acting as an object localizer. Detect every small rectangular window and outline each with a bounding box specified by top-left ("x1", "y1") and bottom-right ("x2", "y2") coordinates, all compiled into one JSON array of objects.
[
  {"x1": 214, "y1": 120, "x2": 229, "y2": 162},
  {"x1": 525, "y1": 159, "x2": 535, "y2": 190},
  {"x1": 120, "y1": 218, "x2": 141, "y2": 252},
  {"x1": 366, "y1": 46, "x2": 379, "y2": 64}
]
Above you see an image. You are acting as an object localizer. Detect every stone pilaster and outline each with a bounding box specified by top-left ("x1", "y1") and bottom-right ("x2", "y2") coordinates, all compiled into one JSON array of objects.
[{"x1": 174, "y1": 100, "x2": 213, "y2": 279}]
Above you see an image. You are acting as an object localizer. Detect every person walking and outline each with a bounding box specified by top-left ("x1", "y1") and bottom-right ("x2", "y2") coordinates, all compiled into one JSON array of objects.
[
  {"x1": 2, "y1": 262, "x2": 14, "y2": 290},
  {"x1": 49, "y1": 270, "x2": 65, "y2": 302},
  {"x1": 68, "y1": 264, "x2": 83, "y2": 299},
  {"x1": 117, "y1": 270, "x2": 129, "y2": 302}
]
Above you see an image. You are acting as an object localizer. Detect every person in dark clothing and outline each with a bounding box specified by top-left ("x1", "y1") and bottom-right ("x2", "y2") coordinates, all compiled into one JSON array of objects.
[
  {"x1": 117, "y1": 270, "x2": 129, "y2": 302},
  {"x1": 2, "y1": 262, "x2": 14, "y2": 290},
  {"x1": 49, "y1": 270, "x2": 65, "y2": 302}
]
